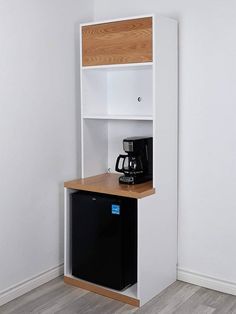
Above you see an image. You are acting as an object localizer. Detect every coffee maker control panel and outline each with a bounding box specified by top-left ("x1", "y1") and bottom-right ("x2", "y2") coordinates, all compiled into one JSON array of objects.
[
  {"x1": 123, "y1": 141, "x2": 133, "y2": 152},
  {"x1": 119, "y1": 176, "x2": 134, "y2": 184}
]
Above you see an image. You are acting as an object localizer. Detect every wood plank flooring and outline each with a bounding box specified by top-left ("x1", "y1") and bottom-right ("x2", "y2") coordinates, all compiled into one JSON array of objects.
[{"x1": 1, "y1": 277, "x2": 236, "y2": 313}]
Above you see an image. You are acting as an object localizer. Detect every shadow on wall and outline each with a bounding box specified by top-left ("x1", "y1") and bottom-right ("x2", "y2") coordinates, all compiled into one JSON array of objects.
[{"x1": 58, "y1": 20, "x2": 83, "y2": 263}]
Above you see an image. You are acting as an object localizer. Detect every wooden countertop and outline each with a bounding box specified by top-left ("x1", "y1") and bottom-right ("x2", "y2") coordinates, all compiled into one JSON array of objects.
[{"x1": 64, "y1": 173, "x2": 155, "y2": 199}]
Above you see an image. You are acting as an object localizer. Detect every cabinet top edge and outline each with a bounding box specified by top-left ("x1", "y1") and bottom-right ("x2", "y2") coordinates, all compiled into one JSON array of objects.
[
  {"x1": 80, "y1": 14, "x2": 154, "y2": 28},
  {"x1": 80, "y1": 14, "x2": 178, "y2": 28}
]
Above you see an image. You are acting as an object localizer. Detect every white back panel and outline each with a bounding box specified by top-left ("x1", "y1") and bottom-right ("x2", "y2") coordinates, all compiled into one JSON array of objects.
[
  {"x1": 107, "y1": 68, "x2": 153, "y2": 116},
  {"x1": 82, "y1": 119, "x2": 108, "y2": 177},
  {"x1": 82, "y1": 70, "x2": 108, "y2": 115}
]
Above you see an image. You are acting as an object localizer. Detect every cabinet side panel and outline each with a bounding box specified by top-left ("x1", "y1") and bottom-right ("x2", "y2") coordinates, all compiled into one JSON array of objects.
[
  {"x1": 64, "y1": 188, "x2": 74, "y2": 276},
  {"x1": 137, "y1": 17, "x2": 178, "y2": 306},
  {"x1": 82, "y1": 17, "x2": 152, "y2": 66},
  {"x1": 138, "y1": 195, "x2": 177, "y2": 305},
  {"x1": 153, "y1": 17, "x2": 178, "y2": 191}
]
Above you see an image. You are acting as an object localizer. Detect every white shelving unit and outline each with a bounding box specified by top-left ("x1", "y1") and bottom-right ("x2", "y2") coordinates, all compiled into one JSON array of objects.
[{"x1": 64, "y1": 14, "x2": 178, "y2": 307}]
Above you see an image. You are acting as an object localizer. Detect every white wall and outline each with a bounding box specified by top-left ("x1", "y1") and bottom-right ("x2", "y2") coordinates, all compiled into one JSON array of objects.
[
  {"x1": 94, "y1": 1, "x2": 236, "y2": 283},
  {"x1": 0, "y1": 0, "x2": 93, "y2": 293}
]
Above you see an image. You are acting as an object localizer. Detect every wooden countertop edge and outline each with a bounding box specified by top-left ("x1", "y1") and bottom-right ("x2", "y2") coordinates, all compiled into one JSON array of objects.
[
  {"x1": 64, "y1": 276, "x2": 140, "y2": 307},
  {"x1": 64, "y1": 173, "x2": 155, "y2": 199},
  {"x1": 64, "y1": 182, "x2": 155, "y2": 199}
]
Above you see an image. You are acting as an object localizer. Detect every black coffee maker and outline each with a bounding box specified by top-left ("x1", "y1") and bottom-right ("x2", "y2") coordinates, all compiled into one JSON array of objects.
[{"x1": 115, "y1": 137, "x2": 153, "y2": 184}]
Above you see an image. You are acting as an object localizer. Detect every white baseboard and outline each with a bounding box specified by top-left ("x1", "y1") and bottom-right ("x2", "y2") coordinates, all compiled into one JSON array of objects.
[
  {"x1": 2, "y1": 266, "x2": 236, "y2": 307},
  {"x1": 178, "y1": 268, "x2": 236, "y2": 296},
  {"x1": 0, "y1": 264, "x2": 64, "y2": 307}
]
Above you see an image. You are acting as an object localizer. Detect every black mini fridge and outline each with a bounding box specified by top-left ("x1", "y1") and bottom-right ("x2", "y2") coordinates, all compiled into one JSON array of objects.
[{"x1": 71, "y1": 190, "x2": 137, "y2": 291}]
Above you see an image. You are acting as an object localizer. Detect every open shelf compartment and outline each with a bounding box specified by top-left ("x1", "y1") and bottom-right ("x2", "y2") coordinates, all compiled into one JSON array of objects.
[
  {"x1": 81, "y1": 119, "x2": 153, "y2": 178},
  {"x1": 82, "y1": 64, "x2": 153, "y2": 118}
]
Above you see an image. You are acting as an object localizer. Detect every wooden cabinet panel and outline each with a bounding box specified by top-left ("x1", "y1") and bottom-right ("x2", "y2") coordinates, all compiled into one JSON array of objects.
[{"x1": 82, "y1": 17, "x2": 152, "y2": 66}]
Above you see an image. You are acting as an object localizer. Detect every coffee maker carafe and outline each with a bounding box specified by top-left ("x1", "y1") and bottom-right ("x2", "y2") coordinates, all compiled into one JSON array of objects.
[{"x1": 115, "y1": 137, "x2": 153, "y2": 184}]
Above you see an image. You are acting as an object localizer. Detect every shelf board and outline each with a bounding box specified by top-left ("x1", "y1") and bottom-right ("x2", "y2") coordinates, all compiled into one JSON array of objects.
[
  {"x1": 82, "y1": 114, "x2": 153, "y2": 121},
  {"x1": 82, "y1": 62, "x2": 153, "y2": 71},
  {"x1": 64, "y1": 173, "x2": 155, "y2": 199}
]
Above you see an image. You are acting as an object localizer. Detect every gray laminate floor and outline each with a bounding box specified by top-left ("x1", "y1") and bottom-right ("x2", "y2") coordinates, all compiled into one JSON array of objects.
[{"x1": 1, "y1": 277, "x2": 236, "y2": 314}]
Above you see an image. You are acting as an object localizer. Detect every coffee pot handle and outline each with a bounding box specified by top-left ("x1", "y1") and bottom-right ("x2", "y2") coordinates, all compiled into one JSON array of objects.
[{"x1": 115, "y1": 154, "x2": 127, "y2": 173}]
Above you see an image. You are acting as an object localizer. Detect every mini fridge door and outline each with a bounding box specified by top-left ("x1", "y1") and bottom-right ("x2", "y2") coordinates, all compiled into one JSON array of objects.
[{"x1": 71, "y1": 190, "x2": 137, "y2": 291}]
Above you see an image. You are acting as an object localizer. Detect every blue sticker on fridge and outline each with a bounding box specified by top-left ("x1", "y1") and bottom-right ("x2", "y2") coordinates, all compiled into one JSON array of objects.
[{"x1": 111, "y1": 204, "x2": 120, "y2": 215}]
